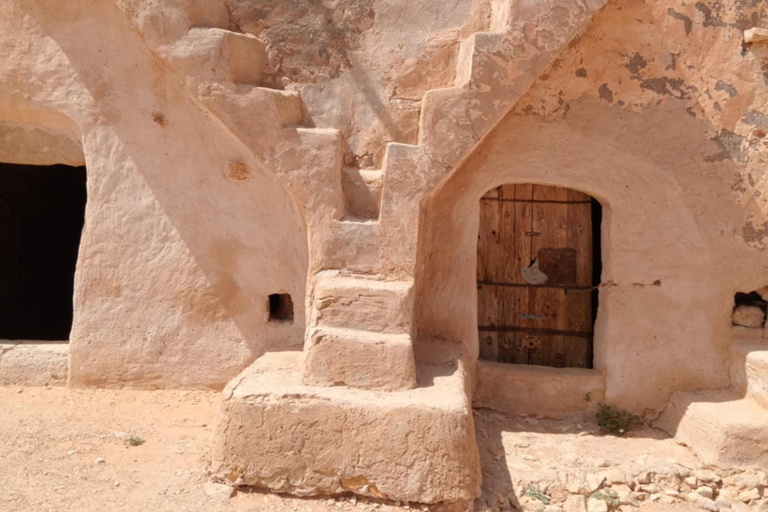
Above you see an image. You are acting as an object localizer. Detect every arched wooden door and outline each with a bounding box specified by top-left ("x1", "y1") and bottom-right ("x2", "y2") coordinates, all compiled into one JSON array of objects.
[{"x1": 476, "y1": 184, "x2": 599, "y2": 368}]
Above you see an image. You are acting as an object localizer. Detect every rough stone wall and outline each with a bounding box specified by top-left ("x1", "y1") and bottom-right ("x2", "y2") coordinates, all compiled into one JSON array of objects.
[
  {"x1": 225, "y1": 0, "x2": 490, "y2": 167},
  {"x1": 0, "y1": 0, "x2": 308, "y2": 389},
  {"x1": 415, "y1": 0, "x2": 768, "y2": 413},
  {"x1": 0, "y1": 0, "x2": 765, "y2": 410}
]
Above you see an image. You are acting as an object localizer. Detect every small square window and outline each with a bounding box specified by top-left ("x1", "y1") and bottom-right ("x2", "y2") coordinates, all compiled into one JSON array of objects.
[{"x1": 268, "y1": 293, "x2": 293, "y2": 323}]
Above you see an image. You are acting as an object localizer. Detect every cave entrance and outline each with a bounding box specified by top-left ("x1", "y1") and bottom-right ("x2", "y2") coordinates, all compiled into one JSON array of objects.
[
  {"x1": 0, "y1": 163, "x2": 87, "y2": 341},
  {"x1": 476, "y1": 184, "x2": 601, "y2": 368}
]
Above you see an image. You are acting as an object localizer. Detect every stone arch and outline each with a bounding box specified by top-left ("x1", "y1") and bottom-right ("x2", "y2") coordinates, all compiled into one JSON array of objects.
[{"x1": 413, "y1": 99, "x2": 737, "y2": 414}]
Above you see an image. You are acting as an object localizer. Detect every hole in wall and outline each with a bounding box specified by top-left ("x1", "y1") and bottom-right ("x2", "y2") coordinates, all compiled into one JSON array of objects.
[
  {"x1": 732, "y1": 291, "x2": 767, "y2": 328},
  {"x1": 268, "y1": 293, "x2": 294, "y2": 323},
  {"x1": 0, "y1": 163, "x2": 87, "y2": 341}
]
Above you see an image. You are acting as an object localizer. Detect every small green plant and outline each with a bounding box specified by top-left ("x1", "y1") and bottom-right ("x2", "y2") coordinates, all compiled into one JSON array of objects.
[
  {"x1": 124, "y1": 434, "x2": 145, "y2": 447},
  {"x1": 584, "y1": 391, "x2": 592, "y2": 403},
  {"x1": 524, "y1": 484, "x2": 550, "y2": 505},
  {"x1": 592, "y1": 489, "x2": 620, "y2": 508},
  {"x1": 596, "y1": 403, "x2": 641, "y2": 435}
]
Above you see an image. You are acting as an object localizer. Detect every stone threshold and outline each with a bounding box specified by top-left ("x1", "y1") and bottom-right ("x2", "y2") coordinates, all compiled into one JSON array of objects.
[
  {"x1": 473, "y1": 360, "x2": 606, "y2": 418},
  {"x1": 0, "y1": 340, "x2": 68, "y2": 386}
]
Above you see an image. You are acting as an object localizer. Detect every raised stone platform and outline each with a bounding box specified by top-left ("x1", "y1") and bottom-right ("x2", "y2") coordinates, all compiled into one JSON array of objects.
[
  {"x1": 473, "y1": 360, "x2": 605, "y2": 417},
  {"x1": 655, "y1": 390, "x2": 768, "y2": 469},
  {"x1": 0, "y1": 342, "x2": 68, "y2": 386},
  {"x1": 211, "y1": 351, "x2": 480, "y2": 505}
]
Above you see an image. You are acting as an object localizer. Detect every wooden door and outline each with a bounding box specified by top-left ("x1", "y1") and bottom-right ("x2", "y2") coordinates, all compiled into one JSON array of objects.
[{"x1": 476, "y1": 184, "x2": 597, "y2": 368}]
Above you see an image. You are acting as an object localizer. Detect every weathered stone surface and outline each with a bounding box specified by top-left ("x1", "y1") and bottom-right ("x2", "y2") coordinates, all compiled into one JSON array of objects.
[
  {"x1": 2, "y1": 0, "x2": 768, "y2": 503},
  {"x1": 730, "y1": 341, "x2": 768, "y2": 408},
  {"x1": 744, "y1": 28, "x2": 768, "y2": 44},
  {"x1": 0, "y1": 343, "x2": 68, "y2": 386},
  {"x1": 656, "y1": 391, "x2": 768, "y2": 469},
  {"x1": 212, "y1": 352, "x2": 480, "y2": 505},
  {"x1": 474, "y1": 361, "x2": 605, "y2": 417},
  {"x1": 303, "y1": 326, "x2": 417, "y2": 390},
  {"x1": 312, "y1": 275, "x2": 414, "y2": 334},
  {"x1": 732, "y1": 305, "x2": 766, "y2": 328}
]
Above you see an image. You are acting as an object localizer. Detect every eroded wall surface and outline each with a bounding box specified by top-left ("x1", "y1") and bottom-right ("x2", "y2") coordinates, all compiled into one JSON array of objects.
[
  {"x1": 225, "y1": 0, "x2": 488, "y2": 167},
  {"x1": 0, "y1": 0, "x2": 765, "y2": 412},
  {"x1": 0, "y1": 0, "x2": 309, "y2": 389},
  {"x1": 416, "y1": 0, "x2": 768, "y2": 412}
]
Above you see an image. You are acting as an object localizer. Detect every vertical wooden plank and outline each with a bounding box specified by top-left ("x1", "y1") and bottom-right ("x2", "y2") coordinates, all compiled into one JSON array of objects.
[
  {"x1": 478, "y1": 331, "x2": 498, "y2": 361},
  {"x1": 566, "y1": 188, "x2": 591, "y2": 202},
  {"x1": 498, "y1": 184, "x2": 516, "y2": 199},
  {"x1": 530, "y1": 186, "x2": 587, "y2": 367},
  {"x1": 476, "y1": 195, "x2": 502, "y2": 282},
  {"x1": 514, "y1": 183, "x2": 533, "y2": 200},
  {"x1": 566, "y1": 289, "x2": 594, "y2": 334},
  {"x1": 565, "y1": 200, "x2": 593, "y2": 368},
  {"x1": 533, "y1": 184, "x2": 569, "y2": 201},
  {"x1": 499, "y1": 200, "x2": 519, "y2": 284},
  {"x1": 513, "y1": 199, "x2": 533, "y2": 282},
  {"x1": 567, "y1": 202, "x2": 593, "y2": 286},
  {"x1": 476, "y1": 285, "x2": 500, "y2": 328}
]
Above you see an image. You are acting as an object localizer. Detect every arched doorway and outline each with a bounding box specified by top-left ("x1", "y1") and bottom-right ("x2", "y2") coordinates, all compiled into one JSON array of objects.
[{"x1": 476, "y1": 184, "x2": 601, "y2": 368}]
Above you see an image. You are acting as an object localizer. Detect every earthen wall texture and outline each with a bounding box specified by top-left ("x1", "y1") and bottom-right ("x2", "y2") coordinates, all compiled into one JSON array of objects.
[{"x1": 0, "y1": 0, "x2": 765, "y2": 412}]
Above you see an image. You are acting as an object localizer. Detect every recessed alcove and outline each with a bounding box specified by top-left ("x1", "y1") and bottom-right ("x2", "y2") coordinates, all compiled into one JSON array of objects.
[{"x1": 0, "y1": 162, "x2": 86, "y2": 341}]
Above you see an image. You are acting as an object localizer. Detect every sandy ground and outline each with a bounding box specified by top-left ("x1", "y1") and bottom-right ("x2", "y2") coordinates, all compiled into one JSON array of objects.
[{"x1": 0, "y1": 386, "x2": 709, "y2": 512}]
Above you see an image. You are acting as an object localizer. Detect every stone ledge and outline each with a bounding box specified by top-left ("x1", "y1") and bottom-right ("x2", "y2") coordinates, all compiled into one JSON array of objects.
[
  {"x1": 303, "y1": 326, "x2": 417, "y2": 390},
  {"x1": 0, "y1": 342, "x2": 68, "y2": 386},
  {"x1": 655, "y1": 391, "x2": 768, "y2": 469},
  {"x1": 313, "y1": 275, "x2": 414, "y2": 334},
  {"x1": 211, "y1": 351, "x2": 480, "y2": 505},
  {"x1": 473, "y1": 360, "x2": 605, "y2": 417}
]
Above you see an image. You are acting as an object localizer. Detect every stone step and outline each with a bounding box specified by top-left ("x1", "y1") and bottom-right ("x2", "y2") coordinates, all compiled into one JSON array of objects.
[
  {"x1": 198, "y1": 85, "x2": 303, "y2": 129},
  {"x1": 655, "y1": 391, "x2": 768, "y2": 469},
  {"x1": 303, "y1": 326, "x2": 416, "y2": 391},
  {"x1": 321, "y1": 219, "x2": 381, "y2": 274},
  {"x1": 455, "y1": 32, "x2": 508, "y2": 89},
  {"x1": 165, "y1": 27, "x2": 267, "y2": 86},
  {"x1": 473, "y1": 361, "x2": 605, "y2": 418},
  {"x1": 341, "y1": 168, "x2": 383, "y2": 219},
  {"x1": 212, "y1": 351, "x2": 479, "y2": 504},
  {"x1": 313, "y1": 274, "x2": 414, "y2": 334},
  {"x1": 731, "y1": 340, "x2": 768, "y2": 408}
]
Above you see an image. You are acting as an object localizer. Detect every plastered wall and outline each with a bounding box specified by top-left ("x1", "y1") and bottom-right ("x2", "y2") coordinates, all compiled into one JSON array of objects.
[
  {"x1": 0, "y1": 0, "x2": 308, "y2": 389},
  {"x1": 415, "y1": 0, "x2": 767, "y2": 413}
]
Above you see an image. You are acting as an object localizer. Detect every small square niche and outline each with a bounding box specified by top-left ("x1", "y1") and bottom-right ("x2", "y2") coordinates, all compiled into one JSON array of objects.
[{"x1": 268, "y1": 293, "x2": 293, "y2": 323}]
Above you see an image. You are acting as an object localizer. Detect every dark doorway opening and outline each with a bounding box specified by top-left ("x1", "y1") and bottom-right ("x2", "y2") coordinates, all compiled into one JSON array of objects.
[
  {"x1": 476, "y1": 184, "x2": 602, "y2": 368},
  {"x1": 0, "y1": 163, "x2": 86, "y2": 340}
]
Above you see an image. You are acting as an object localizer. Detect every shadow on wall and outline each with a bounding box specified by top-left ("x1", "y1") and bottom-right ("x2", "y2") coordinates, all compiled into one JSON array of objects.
[{"x1": 21, "y1": 0, "x2": 309, "y2": 388}]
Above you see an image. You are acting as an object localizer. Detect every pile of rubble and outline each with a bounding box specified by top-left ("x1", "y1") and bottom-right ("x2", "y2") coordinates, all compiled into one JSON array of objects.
[
  {"x1": 475, "y1": 411, "x2": 766, "y2": 512},
  {"x1": 506, "y1": 466, "x2": 767, "y2": 512}
]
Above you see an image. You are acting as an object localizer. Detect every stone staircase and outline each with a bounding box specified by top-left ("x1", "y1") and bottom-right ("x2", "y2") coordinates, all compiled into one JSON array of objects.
[
  {"x1": 304, "y1": 0, "x2": 610, "y2": 390},
  {"x1": 121, "y1": 0, "x2": 610, "y2": 392},
  {"x1": 657, "y1": 328, "x2": 768, "y2": 468}
]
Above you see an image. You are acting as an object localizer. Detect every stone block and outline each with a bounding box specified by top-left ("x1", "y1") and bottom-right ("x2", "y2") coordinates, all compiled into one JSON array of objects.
[
  {"x1": 303, "y1": 326, "x2": 416, "y2": 390},
  {"x1": 165, "y1": 28, "x2": 267, "y2": 85},
  {"x1": 0, "y1": 343, "x2": 68, "y2": 386},
  {"x1": 655, "y1": 391, "x2": 768, "y2": 469},
  {"x1": 211, "y1": 352, "x2": 480, "y2": 505},
  {"x1": 313, "y1": 275, "x2": 414, "y2": 334},
  {"x1": 473, "y1": 360, "x2": 605, "y2": 417}
]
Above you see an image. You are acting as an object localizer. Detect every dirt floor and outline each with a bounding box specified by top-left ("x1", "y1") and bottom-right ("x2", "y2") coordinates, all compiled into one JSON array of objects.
[{"x1": 0, "y1": 386, "x2": 754, "y2": 512}]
